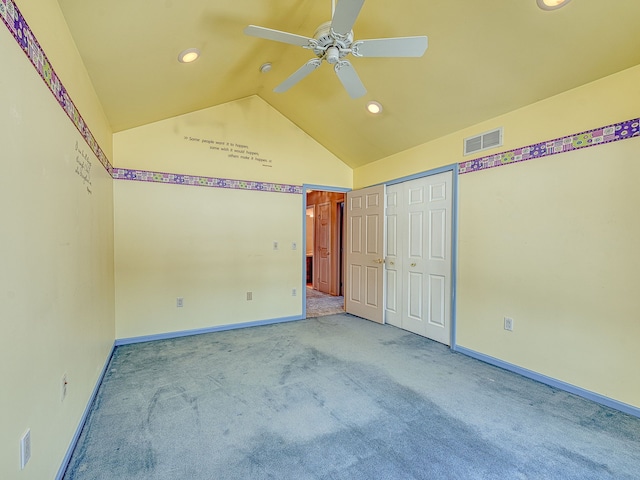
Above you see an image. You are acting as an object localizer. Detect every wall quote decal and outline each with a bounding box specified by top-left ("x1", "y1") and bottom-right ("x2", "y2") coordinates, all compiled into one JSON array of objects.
[
  {"x1": 74, "y1": 140, "x2": 92, "y2": 194},
  {"x1": 183, "y1": 136, "x2": 273, "y2": 167}
]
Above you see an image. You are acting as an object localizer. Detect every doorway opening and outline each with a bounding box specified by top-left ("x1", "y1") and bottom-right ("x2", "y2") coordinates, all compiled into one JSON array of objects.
[{"x1": 305, "y1": 189, "x2": 345, "y2": 318}]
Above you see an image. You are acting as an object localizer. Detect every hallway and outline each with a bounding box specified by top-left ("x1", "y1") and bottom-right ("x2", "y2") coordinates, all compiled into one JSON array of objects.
[{"x1": 306, "y1": 287, "x2": 344, "y2": 318}]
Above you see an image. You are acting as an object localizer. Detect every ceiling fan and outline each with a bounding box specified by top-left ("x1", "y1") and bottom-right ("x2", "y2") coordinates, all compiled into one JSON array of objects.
[{"x1": 244, "y1": 0, "x2": 428, "y2": 99}]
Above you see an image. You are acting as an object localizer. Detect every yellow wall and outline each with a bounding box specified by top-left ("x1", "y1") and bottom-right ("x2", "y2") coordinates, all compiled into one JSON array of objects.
[
  {"x1": 14, "y1": 0, "x2": 113, "y2": 161},
  {"x1": 354, "y1": 65, "x2": 640, "y2": 409},
  {"x1": 354, "y1": 65, "x2": 640, "y2": 189},
  {"x1": 113, "y1": 99, "x2": 351, "y2": 339},
  {"x1": 1, "y1": 1, "x2": 114, "y2": 478},
  {"x1": 114, "y1": 182, "x2": 304, "y2": 339},
  {"x1": 113, "y1": 95, "x2": 351, "y2": 187},
  {"x1": 457, "y1": 138, "x2": 640, "y2": 407}
]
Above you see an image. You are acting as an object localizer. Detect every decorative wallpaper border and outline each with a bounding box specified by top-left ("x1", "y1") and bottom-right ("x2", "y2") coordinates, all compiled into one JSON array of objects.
[
  {"x1": 112, "y1": 168, "x2": 303, "y2": 194},
  {"x1": 0, "y1": 0, "x2": 112, "y2": 174},
  {"x1": 459, "y1": 118, "x2": 639, "y2": 174}
]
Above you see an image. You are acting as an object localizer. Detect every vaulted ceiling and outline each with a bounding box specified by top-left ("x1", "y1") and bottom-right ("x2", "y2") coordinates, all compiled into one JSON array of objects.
[{"x1": 57, "y1": 0, "x2": 640, "y2": 168}]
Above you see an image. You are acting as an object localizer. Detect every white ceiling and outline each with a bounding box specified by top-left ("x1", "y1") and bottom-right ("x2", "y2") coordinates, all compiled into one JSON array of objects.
[{"x1": 57, "y1": 0, "x2": 640, "y2": 168}]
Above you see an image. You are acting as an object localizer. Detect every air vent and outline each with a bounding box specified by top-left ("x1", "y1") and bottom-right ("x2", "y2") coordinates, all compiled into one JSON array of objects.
[{"x1": 464, "y1": 127, "x2": 503, "y2": 155}]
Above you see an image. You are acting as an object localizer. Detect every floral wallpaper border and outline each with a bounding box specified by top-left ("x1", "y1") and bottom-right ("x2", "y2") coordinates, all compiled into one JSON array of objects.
[
  {"x1": 112, "y1": 168, "x2": 303, "y2": 194},
  {"x1": 459, "y1": 118, "x2": 639, "y2": 174}
]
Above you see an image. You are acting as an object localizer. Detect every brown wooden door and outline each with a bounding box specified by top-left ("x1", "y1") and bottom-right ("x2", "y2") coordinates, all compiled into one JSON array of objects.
[
  {"x1": 317, "y1": 201, "x2": 331, "y2": 293},
  {"x1": 307, "y1": 191, "x2": 345, "y2": 296}
]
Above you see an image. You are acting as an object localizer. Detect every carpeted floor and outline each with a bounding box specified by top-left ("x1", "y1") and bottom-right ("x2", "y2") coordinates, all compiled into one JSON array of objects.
[
  {"x1": 306, "y1": 287, "x2": 344, "y2": 318},
  {"x1": 63, "y1": 315, "x2": 640, "y2": 479}
]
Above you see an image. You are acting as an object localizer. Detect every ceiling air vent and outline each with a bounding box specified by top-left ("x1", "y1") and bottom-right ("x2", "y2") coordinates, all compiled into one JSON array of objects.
[{"x1": 463, "y1": 127, "x2": 503, "y2": 156}]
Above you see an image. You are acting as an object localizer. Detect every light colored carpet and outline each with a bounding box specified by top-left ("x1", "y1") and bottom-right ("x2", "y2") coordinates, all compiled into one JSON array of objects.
[
  {"x1": 306, "y1": 287, "x2": 344, "y2": 318},
  {"x1": 63, "y1": 315, "x2": 640, "y2": 479}
]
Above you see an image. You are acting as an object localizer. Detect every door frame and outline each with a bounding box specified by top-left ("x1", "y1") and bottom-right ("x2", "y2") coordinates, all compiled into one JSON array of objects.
[
  {"x1": 301, "y1": 163, "x2": 458, "y2": 350},
  {"x1": 302, "y1": 184, "x2": 351, "y2": 317}
]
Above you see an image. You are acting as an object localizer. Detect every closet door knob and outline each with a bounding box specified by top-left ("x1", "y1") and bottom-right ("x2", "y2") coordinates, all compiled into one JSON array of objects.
[{"x1": 410, "y1": 262, "x2": 417, "y2": 267}]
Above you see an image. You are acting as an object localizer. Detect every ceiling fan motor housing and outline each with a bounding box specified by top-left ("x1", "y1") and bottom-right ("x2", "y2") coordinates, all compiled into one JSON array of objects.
[{"x1": 313, "y1": 21, "x2": 353, "y2": 62}]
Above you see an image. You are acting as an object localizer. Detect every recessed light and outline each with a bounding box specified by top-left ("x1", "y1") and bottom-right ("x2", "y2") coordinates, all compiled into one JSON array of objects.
[
  {"x1": 366, "y1": 101, "x2": 383, "y2": 115},
  {"x1": 259, "y1": 62, "x2": 272, "y2": 73},
  {"x1": 537, "y1": 0, "x2": 571, "y2": 10},
  {"x1": 178, "y1": 48, "x2": 200, "y2": 63}
]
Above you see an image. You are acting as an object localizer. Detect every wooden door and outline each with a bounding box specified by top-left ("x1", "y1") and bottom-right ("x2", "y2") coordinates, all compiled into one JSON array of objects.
[
  {"x1": 345, "y1": 185, "x2": 385, "y2": 323},
  {"x1": 316, "y1": 201, "x2": 331, "y2": 293},
  {"x1": 308, "y1": 191, "x2": 345, "y2": 295}
]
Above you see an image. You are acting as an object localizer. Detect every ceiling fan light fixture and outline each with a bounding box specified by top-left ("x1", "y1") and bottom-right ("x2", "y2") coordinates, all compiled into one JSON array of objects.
[
  {"x1": 537, "y1": 0, "x2": 571, "y2": 10},
  {"x1": 366, "y1": 101, "x2": 383, "y2": 115},
  {"x1": 325, "y1": 46, "x2": 340, "y2": 65},
  {"x1": 178, "y1": 48, "x2": 200, "y2": 63}
]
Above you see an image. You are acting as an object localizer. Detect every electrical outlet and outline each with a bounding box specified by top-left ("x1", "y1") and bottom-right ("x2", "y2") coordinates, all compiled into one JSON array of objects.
[
  {"x1": 176, "y1": 297, "x2": 184, "y2": 308},
  {"x1": 247, "y1": 291, "x2": 252, "y2": 301},
  {"x1": 273, "y1": 241, "x2": 279, "y2": 250},
  {"x1": 20, "y1": 429, "x2": 31, "y2": 470},
  {"x1": 292, "y1": 288, "x2": 297, "y2": 296},
  {"x1": 291, "y1": 242, "x2": 297, "y2": 250},
  {"x1": 61, "y1": 373, "x2": 68, "y2": 402},
  {"x1": 504, "y1": 317, "x2": 514, "y2": 331}
]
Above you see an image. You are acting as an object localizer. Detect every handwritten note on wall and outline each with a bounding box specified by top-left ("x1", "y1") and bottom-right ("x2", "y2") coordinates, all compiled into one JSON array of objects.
[
  {"x1": 74, "y1": 140, "x2": 93, "y2": 194},
  {"x1": 183, "y1": 136, "x2": 273, "y2": 168}
]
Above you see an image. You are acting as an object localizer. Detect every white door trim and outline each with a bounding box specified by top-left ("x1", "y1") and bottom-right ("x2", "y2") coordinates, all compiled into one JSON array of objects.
[{"x1": 302, "y1": 185, "x2": 350, "y2": 318}]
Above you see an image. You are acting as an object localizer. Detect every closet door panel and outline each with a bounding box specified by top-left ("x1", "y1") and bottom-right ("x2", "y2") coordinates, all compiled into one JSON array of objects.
[{"x1": 385, "y1": 171, "x2": 452, "y2": 345}]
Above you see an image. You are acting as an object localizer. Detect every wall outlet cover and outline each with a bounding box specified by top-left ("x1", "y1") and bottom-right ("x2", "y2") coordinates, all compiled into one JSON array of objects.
[{"x1": 504, "y1": 317, "x2": 514, "y2": 331}]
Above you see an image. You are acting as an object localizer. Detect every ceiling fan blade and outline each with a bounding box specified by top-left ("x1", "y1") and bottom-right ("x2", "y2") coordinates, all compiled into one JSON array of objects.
[
  {"x1": 334, "y1": 60, "x2": 366, "y2": 99},
  {"x1": 274, "y1": 59, "x2": 322, "y2": 93},
  {"x1": 331, "y1": 0, "x2": 365, "y2": 37},
  {"x1": 352, "y1": 36, "x2": 428, "y2": 57},
  {"x1": 244, "y1": 25, "x2": 313, "y2": 47}
]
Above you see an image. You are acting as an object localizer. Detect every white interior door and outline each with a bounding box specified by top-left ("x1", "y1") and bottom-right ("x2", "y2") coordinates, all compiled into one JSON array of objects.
[
  {"x1": 384, "y1": 171, "x2": 453, "y2": 345},
  {"x1": 345, "y1": 185, "x2": 385, "y2": 324},
  {"x1": 423, "y1": 172, "x2": 452, "y2": 344},
  {"x1": 385, "y1": 184, "x2": 403, "y2": 327}
]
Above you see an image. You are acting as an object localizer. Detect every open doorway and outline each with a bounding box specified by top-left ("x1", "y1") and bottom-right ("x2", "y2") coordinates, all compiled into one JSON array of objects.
[{"x1": 305, "y1": 189, "x2": 345, "y2": 318}]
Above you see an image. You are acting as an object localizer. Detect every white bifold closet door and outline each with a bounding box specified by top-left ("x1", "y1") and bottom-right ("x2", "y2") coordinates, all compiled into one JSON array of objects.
[{"x1": 385, "y1": 171, "x2": 453, "y2": 345}]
